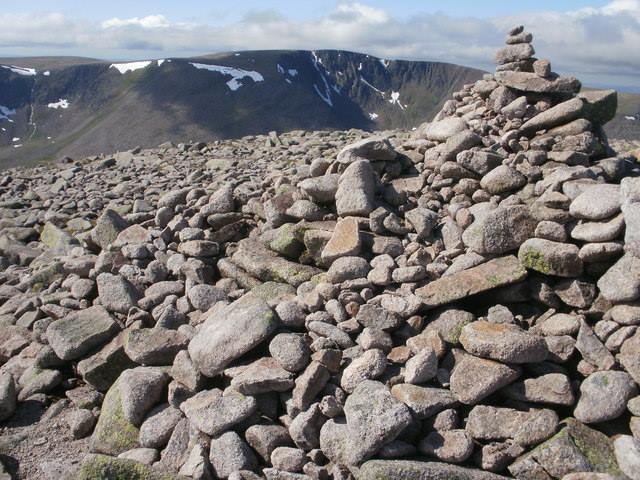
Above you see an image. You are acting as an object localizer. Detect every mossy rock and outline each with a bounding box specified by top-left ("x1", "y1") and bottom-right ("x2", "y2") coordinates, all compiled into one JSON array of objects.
[
  {"x1": 303, "y1": 229, "x2": 332, "y2": 265},
  {"x1": 509, "y1": 418, "x2": 623, "y2": 478},
  {"x1": 564, "y1": 418, "x2": 622, "y2": 475},
  {"x1": 40, "y1": 221, "x2": 78, "y2": 253},
  {"x1": 357, "y1": 459, "x2": 508, "y2": 479},
  {"x1": 89, "y1": 378, "x2": 139, "y2": 455},
  {"x1": 78, "y1": 454, "x2": 186, "y2": 480},
  {"x1": 269, "y1": 223, "x2": 305, "y2": 259},
  {"x1": 275, "y1": 184, "x2": 296, "y2": 197},
  {"x1": 249, "y1": 281, "x2": 296, "y2": 303},
  {"x1": 40, "y1": 290, "x2": 73, "y2": 304},
  {"x1": 26, "y1": 262, "x2": 65, "y2": 290},
  {"x1": 448, "y1": 320, "x2": 470, "y2": 345},
  {"x1": 310, "y1": 273, "x2": 329, "y2": 285},
  {"x1": 519, "y1": 247, "x2": 553, "y2": 275},
  {"x1": 269, "y1": 261, "x2": 321, "y2": 286},
  {"x1": 205, "y1": 158, "x2": 232, "y2": 170},
  {"x1": 67, "y1": 217, "x2": 93, "y2": 233}
]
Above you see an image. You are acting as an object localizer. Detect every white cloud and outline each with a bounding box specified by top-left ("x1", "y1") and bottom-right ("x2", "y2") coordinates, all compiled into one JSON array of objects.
[
  {"x1": 0, "y1": 2, "x2": 638, "y2": 88},
  {"x1": 602, "y1": 0, "x2": 640, "y2": 17},
  {"x1": 331, "y1": 3, "x2": 390, "y2": 24},
  {"x1": 101, "y1": 15, "x2": 171, "y2": 29}
]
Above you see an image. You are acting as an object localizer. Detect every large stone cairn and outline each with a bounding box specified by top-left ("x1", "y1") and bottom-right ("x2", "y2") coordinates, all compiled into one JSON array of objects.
[{"x1": 1, "y1": 26, "x2": 640, "y2": 480}]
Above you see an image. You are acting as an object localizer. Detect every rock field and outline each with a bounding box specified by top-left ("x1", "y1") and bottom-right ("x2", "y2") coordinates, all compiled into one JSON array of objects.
[{"x1": 1, "y1": 26, "x2": 640, "y2": 480}]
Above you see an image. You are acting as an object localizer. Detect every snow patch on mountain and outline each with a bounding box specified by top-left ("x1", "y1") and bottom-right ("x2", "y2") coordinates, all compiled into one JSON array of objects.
[
  {"x1": 390, "y1": 91, "x2": 406, "y2": 110},
  {"x1": 310, "y1": 52, "x2": 334, "y2": 107},
  {"x1": 277, "y1": 64, "x2": 299, "y2": 81},
  {"x1": 48, "y1": 99, "x2": 70, "y2": 110},
  {"x1": 625, "y1": 115, "x2": 637, "y2": 121},
  {"x1": 43, "y1": 71, "x2": 51, "y2": 76},
  {"x1": 110, "y1": 61, "x2": 153, "y2": 74},
  {"x1": 369, "y1": 112, "x2": 379, "y2": 120},
  {"x1": 157, "y1": 59, "x2": 166, "y2": 67},
  {"x1": 0, "y1": 106, "x2": 16, "y2": 122},
  {"x1": 1, "y1": 65, "x2": 37, "y2": 76},
  {"x1": 189, "y1": 62, "x2": 264, "y2": 91},
  {"x1": 311, "y1": 51, "x2": 324, "y2": 66},
  {"x1": 360, "y1": 77, "x2": 385, "y2": 96}
]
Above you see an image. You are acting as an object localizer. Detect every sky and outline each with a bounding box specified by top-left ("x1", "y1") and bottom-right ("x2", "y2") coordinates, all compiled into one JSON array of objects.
[{"x1": 1, "y1": 0, "x2": 639, "y2": 90}]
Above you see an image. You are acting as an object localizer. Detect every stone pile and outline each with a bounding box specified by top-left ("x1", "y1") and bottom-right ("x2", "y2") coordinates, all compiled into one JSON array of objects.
[{"x1": 1, "y1": 26, "x2": 640, "y2": 480}]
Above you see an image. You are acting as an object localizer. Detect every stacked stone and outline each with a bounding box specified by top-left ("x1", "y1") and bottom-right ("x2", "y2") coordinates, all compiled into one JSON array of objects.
[
  {"x1": 495, "y1": 25, "x2": 536, "y2": 73},
  {"x1": 497, "y1": 26, "x2": 552, "y2": 80},
  {"x1": 493, "y1": 27, "x2": 581, "y2": 96},
  {"x1": 1, "y1": 26, "x2": 640, "y2": 480}
]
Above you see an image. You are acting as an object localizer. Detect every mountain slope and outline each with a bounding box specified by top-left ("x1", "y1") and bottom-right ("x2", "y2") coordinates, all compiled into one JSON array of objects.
[
  {"x1": 0, "y1": 50, "x2": 484, "y2": 169},
  {"x1": 603, "y1": 91, "x2": 640, "y2": 141}
]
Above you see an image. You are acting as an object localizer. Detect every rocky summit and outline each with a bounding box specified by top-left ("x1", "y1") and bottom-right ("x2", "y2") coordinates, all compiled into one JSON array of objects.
[{"x1": 0, "y1": 26, "x2": 639, "y2": 480}]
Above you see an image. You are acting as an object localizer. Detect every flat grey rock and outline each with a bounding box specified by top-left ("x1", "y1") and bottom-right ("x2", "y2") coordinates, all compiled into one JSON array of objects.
[
  {"x1": 47, "y1": 305, "x2": 119, "y2": 361},
  {"x1": 180, "y1": 388, "x2": 257, "y2": 436},
  {"x1": 574, "y1": 371, "x2": 638, "y2": 423},
  {"x1": 189, "y1": 292, "x2": 278, "y2": 377},
  {"x1": 357, "y1": 460, "x2": 510, "y2": 480},
  {"x1": 459, "y1": 321, "x2": 548, "y2": 363}
]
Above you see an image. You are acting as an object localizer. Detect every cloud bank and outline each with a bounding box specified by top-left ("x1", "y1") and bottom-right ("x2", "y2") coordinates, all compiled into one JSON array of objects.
[{"x1": 0, "y1": 1, "x2": 639, "y2": 89}]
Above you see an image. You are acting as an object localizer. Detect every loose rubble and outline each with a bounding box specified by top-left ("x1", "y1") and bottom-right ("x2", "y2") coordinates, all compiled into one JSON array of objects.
[{"x1": 0, "y1": 26, "x2": 639, "y2": 480}]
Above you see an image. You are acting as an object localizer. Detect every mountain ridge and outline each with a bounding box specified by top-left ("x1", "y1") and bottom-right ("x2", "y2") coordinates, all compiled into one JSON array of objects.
[
  {"x1": 1, "y1": 50, "x2": 637, "y2": 171},
  {"x1": 0, "y1": 49, "x2": 484, "y2": 169}
]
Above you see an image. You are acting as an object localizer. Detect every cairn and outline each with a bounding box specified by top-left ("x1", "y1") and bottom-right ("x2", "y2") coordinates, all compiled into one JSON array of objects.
[{"x1": 0, "y1": 26, "x2": 639, "y2": 480}]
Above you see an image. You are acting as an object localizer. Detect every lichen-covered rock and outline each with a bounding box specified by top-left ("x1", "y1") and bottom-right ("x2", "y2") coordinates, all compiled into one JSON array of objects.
[
  {"x1": 573, "y1": 371, "x2": 638, "y2": 424},
  {"x1": 231, "y1": 239, "x2": 321, "y2": 287},
  {"x1": 416, "y1": 256, "x2": 527, "y2": 307},
  {"x1": 357, "y1": 460, "x2": 510, "y2": 480},
  {"x1": 40, "y1": 221, "x2": 78, "y2": 254},
  {"x1": 78, "y1": 454, "x2": 185, "y2": 480},
  {"x1": 508, "y1": 419, "x2": 624, "y2": 479},
  {"x1": 518, "y1": 238, "x2": 583, "y2": 277},
  {"x1": 89, "y1": 376, "x2": 140, "y2": 455}
]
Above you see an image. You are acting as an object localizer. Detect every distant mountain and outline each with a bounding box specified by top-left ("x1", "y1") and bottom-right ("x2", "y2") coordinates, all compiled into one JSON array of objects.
[
  {"x1": 0, "y1": 50, "x2": 484, "y2": 169},
  {"x1": 603, "y1": 91, "x2": 640, "y2": 142}
]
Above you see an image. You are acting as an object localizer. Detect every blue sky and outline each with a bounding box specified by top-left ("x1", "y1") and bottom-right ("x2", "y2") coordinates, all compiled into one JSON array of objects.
[
  {"x1": 1, "y1": 1, "x2": 638, "y2": 89},
  {"x1": 1, "y1": 1, "x2": 612, "y2": 22}
]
